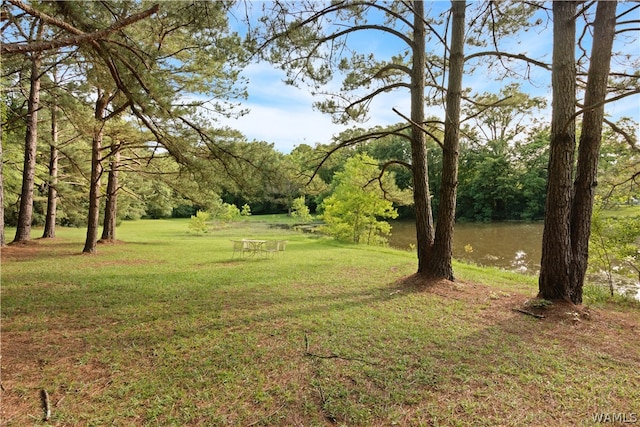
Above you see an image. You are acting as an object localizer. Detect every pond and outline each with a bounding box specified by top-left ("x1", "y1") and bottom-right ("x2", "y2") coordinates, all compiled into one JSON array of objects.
[
  {"x1": 389, "y1": 220, "x2": 543, "y2": 273},
  {"x1": 388, "y1": 220, "x2": 640, "y2": 300}
]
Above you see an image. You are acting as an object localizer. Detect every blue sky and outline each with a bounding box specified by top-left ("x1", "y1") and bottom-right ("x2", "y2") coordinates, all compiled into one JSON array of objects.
[{"x1": 219, "y1": 2, "x2": 639, "y2": 154}]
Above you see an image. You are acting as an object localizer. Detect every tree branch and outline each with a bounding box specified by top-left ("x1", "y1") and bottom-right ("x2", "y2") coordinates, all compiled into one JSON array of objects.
[
  {"x1": 373, "y1": 63, "x2": 412, "y2": 78},
  {"x1": 342, "y1": 82, "x2": 410, "y2": 115},
  {"x1": 392, "y1": 107, "x2": 443, "y2": 148},
  {"x1": 464, "y1": 51, "x2": 551, "y2": 70},
  {"x1": 2, "y1": 1, "x2": 159, "y2": 55},
  {"x1": 563, "y1": 89, "x2": 640, "y2": 131},
  {"x1": 603, "y1": 118, "x2": 639, "y2": 152}
]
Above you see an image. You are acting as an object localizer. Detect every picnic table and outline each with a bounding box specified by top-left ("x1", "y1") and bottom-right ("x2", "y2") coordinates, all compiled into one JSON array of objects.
[
  {"x1": 231, "y1": 239, "x2": 266, "y2": 257},
  {"x1": 231, "y1": 239, "x2": 287, "y2": 258},
  {"x1": 244, "y1": 239, "x2": 267, "y2": 256}
]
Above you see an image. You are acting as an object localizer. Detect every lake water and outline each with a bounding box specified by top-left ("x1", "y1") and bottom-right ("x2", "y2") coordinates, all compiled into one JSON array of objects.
[
  {"x1": 388, "y1": 220, "x2": 640, "y2": 300},
  {"x1": 389, "y1": 220, "x2": 543, "y2": 273}
]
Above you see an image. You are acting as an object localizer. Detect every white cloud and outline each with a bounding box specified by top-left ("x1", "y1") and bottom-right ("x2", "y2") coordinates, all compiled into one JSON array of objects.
[
  {"x1": 221, "y1": 101, "x2": 347, "y2": 153},
  {"x1": 219, "y1": 62, "x2": 414, "y2": 153},
  {"x1": 217, "y1": 11, "x2": 638, "y2": 154}
]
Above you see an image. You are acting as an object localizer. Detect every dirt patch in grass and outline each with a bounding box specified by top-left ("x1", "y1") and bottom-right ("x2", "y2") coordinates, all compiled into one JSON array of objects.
[
  {"x1": 397, "y1": 272, "x2": 638, "y2": 359},
  {"x1": 1, "y1": 328, "x2": 114, "y2": 425},
  {"x1": 2, "y1": 239, "x2": 85, "y2": 262},
  {"x1": 400, "y1": 272, "x2": 608, "y2": 321},
  {"x1": 2, "y1": 239, "x2": 157, "y2": 271},
  {"x1": 1, "y1": 241, "x2": 43, "y2": 261},
  {"x1": 391, "y1": 274, "x2": 639, "y2": 425}
]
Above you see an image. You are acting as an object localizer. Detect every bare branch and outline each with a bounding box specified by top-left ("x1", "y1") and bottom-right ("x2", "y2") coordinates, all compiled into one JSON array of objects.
[
  {"x1": 342, "y1": 82, "x2": 410, "y2": 115},
  {"x1": 392, "y1": 107, "x2": 443, "y2": 148},
  {"x1": 564, "y1": 89, "x2": 640, "y2": 131},
  {"x1": 603, "y1": 117, "x2": 639, "y2": 152},
  {"x1": 601, "y1": 168, "x2": 640, "y2": 204},
  {"x1": 617, "y1": 3, "x2": 640, "y2": 21},
  {"x1": 380, "y1": 159, "x2": 412, "y2": 171},
  {"x1": 464, "y1": 51, "x2": 551, "y2": 70}
]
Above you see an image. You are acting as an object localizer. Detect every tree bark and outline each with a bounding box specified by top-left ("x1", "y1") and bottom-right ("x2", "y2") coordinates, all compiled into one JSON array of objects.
[
  {"x1": 43, "y1": 100, "x2": 59, "y2": 238},
  {"x1": 0, "y1": 119, "x2": 5, "y2": 247},
  {"x1": 13, "y1": 38, "x2": 43, "y2": 243},
  {"x1": 538, "y1": 1, "x2": 577, "y2": 301},
  {"x1": 411, "y1": 0, "x2": 435, "y2": 274},
  {"x1": 83, "y1": 92, "x2": 108, "y2": 253},
  {"x1": 101, "y1": 148, "x2": 120, "y2": 241},
  {"x1": 427, "y1": 0, "x2": 465, "y2": 280},
  {"x1": 569, "y1": 1, "x2": 617, "y2": 304}
]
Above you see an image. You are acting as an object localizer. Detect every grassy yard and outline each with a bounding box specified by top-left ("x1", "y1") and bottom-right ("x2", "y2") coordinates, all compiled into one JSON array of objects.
[{"x1": 1, "y1": 218, "x2": 639, "y2": 426}]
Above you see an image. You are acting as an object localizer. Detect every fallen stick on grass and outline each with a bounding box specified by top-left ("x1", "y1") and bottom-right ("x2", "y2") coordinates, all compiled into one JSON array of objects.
[
  {"x1": 303, "y1": 333, "x2": 377, "y2": 365},
  {"x1": 40, "y1": 389, "x2": 51, "y2": 421},
  {"x1": 512, "y1": 308, "x2": 546, "y2": 319}
]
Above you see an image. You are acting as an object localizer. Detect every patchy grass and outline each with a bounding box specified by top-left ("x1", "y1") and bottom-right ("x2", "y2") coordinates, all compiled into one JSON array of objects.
[
  {"x1": 1, "y1": 218, "x2": 639, "y2": 426},
  {"x1": 599, "y1": 205, "x2": 640, "y2": 218}
]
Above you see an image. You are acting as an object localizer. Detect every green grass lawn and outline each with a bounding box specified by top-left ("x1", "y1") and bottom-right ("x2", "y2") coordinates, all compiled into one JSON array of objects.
[
  {"x1": 2, "y1": 218, "x2": 639, "y2": 426},
  {"x1": 600, "y1": 204, "x2": 640, "y2": 218}
]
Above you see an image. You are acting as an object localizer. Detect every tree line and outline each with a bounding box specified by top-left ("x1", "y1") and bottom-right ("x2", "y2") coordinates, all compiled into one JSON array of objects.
[{"x1": 1, "y1": 1, "x2": 639, "y2": 305}]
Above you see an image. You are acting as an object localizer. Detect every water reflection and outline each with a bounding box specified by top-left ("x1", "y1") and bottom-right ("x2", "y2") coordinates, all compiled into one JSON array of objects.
[
  {"x1": 388, "y1": 220, "x2": 640, "y2": 300},
  {"x1": 388, "y1": 220, "x2": 543, "y2": 273}
]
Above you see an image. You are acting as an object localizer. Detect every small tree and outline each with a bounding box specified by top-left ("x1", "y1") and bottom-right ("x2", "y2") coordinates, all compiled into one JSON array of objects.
[
  {"x1": 320, "y1": 154, "x2": 408, "y2": 245},
  {"x1": 217, "y1": 203, "x2": 241, "y2": 223},
  {"x1": 240, "y1": 203, "x2": 251, "y2": 217},
  {"x1": 589, "y1": 210, "x2": 640, "y2": 296},
  {"x1": 188, "y1": 210, "x2": 210, "y2": 234},
  {"x1": 291, "y1": 196, "x2": 312, "y2": 223}
]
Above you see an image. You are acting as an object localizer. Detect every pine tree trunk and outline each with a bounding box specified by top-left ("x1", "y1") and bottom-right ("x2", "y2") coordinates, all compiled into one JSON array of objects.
[
  {"x1": 411, "y1": 0, "x2": 435, "y2": 274},
  {"x1": 569, "y1": 1, "x2": 617, "y2": 304},
  {"x1": 427, "y1": 0, "x2": 465, "y2": 280},
  {"x1": 83, "y1": 93, "x2": 108, "y2": 253},
  {"x1": 538, "y1": 1, "x2": 577, "y2": 301},
  {"x1": 101, "y1": 149, "x2": 120, "y2": 241},
  {"x1": 0, "y1": 122, "x2": 5, "y2": 247},
  {"x1": 43, "y1": 102, "x2": 59, "y2": 238},
  {"x1": 13, "y1": 49, "x2": 42, "y2": 243}
]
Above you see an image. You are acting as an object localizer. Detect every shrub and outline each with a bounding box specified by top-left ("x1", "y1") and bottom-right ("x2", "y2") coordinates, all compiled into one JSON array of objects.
[
  {"x1": 188, "y1": 210, "x2": 210, "y2": 234},
  {"x1": 291, "y1": 196, "x2": 312, "y2": 222}
]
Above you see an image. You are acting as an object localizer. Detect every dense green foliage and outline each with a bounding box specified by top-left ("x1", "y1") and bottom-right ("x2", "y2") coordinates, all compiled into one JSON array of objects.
[
  {"x1": 589, "y1": 210, "x2": 640, "y2": 294},
  {"x1": 290, "y1": 196, "x2": 312, "y2": 222},
  {"x1": 1, "y1": 113, "x2": 634, "y2": 226},
  {"x1": 320, "y1": 154, "x2": 409, "y2": 244},
  {"x1": 188, "y1": 210, "x2": 211, "y2": 234},
  {"x1": 456, "y1": 137, "x2": 548, "y2": 222}
]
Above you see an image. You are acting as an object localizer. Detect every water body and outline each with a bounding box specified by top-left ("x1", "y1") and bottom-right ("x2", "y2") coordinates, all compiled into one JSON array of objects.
[
  {"x1": 388, "y1": 220, "x2": 640, "y2": 300},
  {"x1": 389, "y1": 220, "x2": 543, "y2": 273}
]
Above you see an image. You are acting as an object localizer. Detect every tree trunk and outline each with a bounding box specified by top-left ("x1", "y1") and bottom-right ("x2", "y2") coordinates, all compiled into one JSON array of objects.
[
  {"x1": 43, "y1": 101, "x2": 59, "y2": 238},
  {"x1": 569, "y1": 1, "x2": 617, "y2": 304},
  {"x1": 13, "y1": 45, "x2": 42, "y2": 243},
  {"x1": 538, "y1": 1, "x2": 577, "y2": 301},
  {"x1": 0, "y1": 120, "x2": 5, "y2": 247},
  {"x1": 101, "y1": 148, "x2": 120, "y2": 241},
  {"x1": 411, "y1": 0, "x2": 435, "y2": 274},
  {"x1": 427, "y1": 0, "x2": 465, "y2": 280},
  {"x1": 83, "y1": 92, "x2": 108, "y2": 253}
]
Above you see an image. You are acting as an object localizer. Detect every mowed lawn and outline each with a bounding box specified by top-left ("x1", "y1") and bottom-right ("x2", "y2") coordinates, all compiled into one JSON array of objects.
[{"x1": 1, "y1": 218, "x2": 639, "y2": 426}]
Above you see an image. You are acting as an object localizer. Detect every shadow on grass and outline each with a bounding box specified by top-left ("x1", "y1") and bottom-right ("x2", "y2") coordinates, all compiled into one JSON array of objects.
[
  {"x1": 3, "y1": 250, "x2": 639, "y2": 425},
  {"x1": 300, "y1": 281, "x2": 640, "y2": 425}
]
